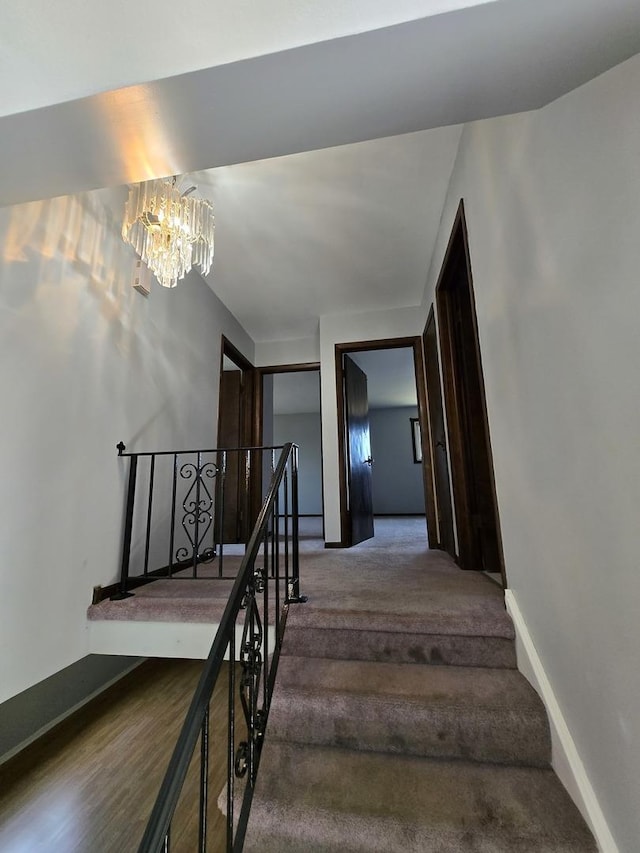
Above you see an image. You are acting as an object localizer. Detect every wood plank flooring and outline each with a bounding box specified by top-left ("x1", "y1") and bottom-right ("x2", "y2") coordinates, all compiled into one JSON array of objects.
[{"x1": 0, "y1": 658, "x2": 242, "y2": 853}]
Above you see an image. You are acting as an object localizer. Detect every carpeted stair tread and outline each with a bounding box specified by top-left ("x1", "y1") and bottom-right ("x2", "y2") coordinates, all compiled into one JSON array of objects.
[
  {"x1": 285, "y1": 595, "x2": 515, "y2": 638},
  {"x1": 243, "y1": 742, "x2": 597, "y2": 853},
  {"x1": 269, "y1": 656, "x2": 550, "y2": 766},
  {"x1": 284, "y1": 624, "x2": 517, "y2": 668},
  {"x1": 87, "y1": 578, "x2": 235, "y2": 623}
]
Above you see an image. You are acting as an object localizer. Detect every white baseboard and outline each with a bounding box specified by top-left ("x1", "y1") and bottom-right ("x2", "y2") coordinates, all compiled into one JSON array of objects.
[{"x1": 504, "y1": 590, "x2": 618, "y2": 853}]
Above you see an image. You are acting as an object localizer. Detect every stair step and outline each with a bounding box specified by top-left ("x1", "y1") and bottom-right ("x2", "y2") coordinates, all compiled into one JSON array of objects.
[
  {"x1": 243, "y1": 742, "x2": 597, "y2": 853},
  {"x1": 283, "y1": 624, "x2": 516, "y2": 668},
  {"x1": 282, "y1": 597, "x2": 517, "y2": 668},
  {"x1": 286, "y1": 597, "x2": 515, "y2": 638},
  {"x1": 269, "y1": 656, "x2": 550, "y2": 766}
]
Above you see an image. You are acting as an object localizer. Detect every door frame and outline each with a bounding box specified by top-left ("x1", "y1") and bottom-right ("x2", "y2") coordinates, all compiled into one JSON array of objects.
[
  {"x1": 217, "y1": 336, "x2": 256, "y2": 541},
  {"x1": 254, "y1": 362, "x2": 324, "y2": 532},
  {"x1": 218, "y1": 335, "x2": 256, "y2": 447},
  {"x1": 435, "y1": 200, "x2": 506, "y2": 583},
  {"x1": 254, "y1": 361, "x2": 321, "y2": 448},
  {"x1": 422, "y1": 303, "x2": 455, "y2": 557},
  {"x1": 334, "y1": 337, "x2": 436, "y2": 548}
]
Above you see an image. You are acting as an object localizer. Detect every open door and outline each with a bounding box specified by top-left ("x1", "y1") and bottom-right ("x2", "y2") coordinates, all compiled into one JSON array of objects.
[
  {"x1": 344, "y1": 354, "x2": 374, "y2": 545},
  {"x1": 436, "y1": 201, "x2": 504, "y2": 578},
  {"x1": 423, "y1": 306, "x2": 456, "y2": 557}
]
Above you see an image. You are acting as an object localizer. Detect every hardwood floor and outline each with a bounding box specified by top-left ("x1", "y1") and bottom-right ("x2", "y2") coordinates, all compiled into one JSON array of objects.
[{"x1": 0, "y1": 659, "x2": 241, "y2": 852}]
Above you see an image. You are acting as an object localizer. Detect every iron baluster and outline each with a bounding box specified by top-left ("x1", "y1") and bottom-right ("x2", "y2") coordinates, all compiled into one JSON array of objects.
[
  {"x1": 288, "y1": 446, "x2": 306, "y2": 603},
  {"x1": 143, "y1": 455, "x2": 155, "y2": 577},
  {"x1": 169, "y1": 453, "x2": 178, "y2": 576},
  {"x1": 227, "y1": 631, "x2": 236, "y2": 853},
  {"x1": 263, "y1": 545, "x2": 269, "y2": 715},
  {"x1": 194, "y1": 452, "x2": 202, "y2": 576},
  {"x1": 112, "y1": 450, "x2": 137, "y2": 600},
  {"x1": 198, "y1": 704, "x2": 209, "y2": 853},
  {"x1": 218, "y1": 450, "x2": 227, "y2": 577},
  {"x1": 244, "y1": 449, "x2": 251, "y2": 545},
  {"x1": 284, "y1": 465, "x2": 290, "y2": 600}
]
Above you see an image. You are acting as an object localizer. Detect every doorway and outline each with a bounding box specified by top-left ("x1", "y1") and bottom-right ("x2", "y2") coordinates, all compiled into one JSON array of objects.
[
  {"x1": 335, "y1": 338, "x2": 436, "y2": 548},
  {"x1": 256, "y1": 363, "x2": 324, "y2": 537},
  {"x1": 435, "y1": 201, "x2": 505, "y2": 579}
]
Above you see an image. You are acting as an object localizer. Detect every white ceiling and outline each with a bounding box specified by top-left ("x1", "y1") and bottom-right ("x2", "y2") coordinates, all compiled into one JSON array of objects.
[
  {"x1": 194, "y1": 126, "x2": 462, "y2": 341},
  {"x1": 2, "y1": 1, "x2": 639, "y2": 347}
]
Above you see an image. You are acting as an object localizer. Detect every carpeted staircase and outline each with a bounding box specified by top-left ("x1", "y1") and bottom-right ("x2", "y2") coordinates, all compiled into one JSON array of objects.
[{"x1": 243, "y1": 582, "x2": 598, "y2": 852}]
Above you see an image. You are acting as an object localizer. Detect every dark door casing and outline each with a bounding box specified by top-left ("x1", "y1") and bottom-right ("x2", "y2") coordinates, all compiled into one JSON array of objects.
[
  {"x1": 216, "y1": 339, "x2": 256, "y2": 544},
  {"x1": 423, "y1": 306, "x2": 456, "y2": 557},
  {"x1": 436, "y1": 202, "x2": 505, "y2": 578},
  {"x1": 343, "y1": 354, "x2": 374, "y2": 546}
]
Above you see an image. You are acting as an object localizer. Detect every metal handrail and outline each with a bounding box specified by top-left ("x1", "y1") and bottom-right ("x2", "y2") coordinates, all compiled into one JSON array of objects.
[
  {"x1": 117, "y1": 441, "x2": 286, "y2": 458},
  {"x1": 137, "y1": 442, "x2": 302, "y2": 852}
]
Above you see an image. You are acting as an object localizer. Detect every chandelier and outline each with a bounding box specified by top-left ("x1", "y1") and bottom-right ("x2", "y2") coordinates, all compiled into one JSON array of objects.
[{"x1": 122, "y1": 177, "x2": 215, "y2": 288}]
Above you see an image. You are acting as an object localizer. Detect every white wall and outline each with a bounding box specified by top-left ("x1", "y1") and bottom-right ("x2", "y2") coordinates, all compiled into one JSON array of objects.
[
  {"x1": 273, "y1": 412, "x2": 323, "y2": 514},
  {"x1": 370, "y1": 407, "x2": 424, "y2": 515},
  {"x1": 0, "y1": 187, "x2": 253, "y2": 704},
  {"x1": 421, "y1": 54, "x2": 640, "y2": 852},
  {"x1": 255, "y1": 336, "x2": 319, "y2": 367}
]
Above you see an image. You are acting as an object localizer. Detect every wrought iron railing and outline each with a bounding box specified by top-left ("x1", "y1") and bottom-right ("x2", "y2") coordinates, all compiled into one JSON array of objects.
[
  {"x1": 135, "y1": 442, "x2": 305, "y2": 851},
  {"x1": 113, "y1": 442, "x2": 294, "y2": 598}
]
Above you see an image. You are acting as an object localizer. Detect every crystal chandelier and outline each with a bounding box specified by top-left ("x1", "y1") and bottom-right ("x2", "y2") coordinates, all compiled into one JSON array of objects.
[{"x1": 122, "y1": 177, "x2": 215, "y2": 288}]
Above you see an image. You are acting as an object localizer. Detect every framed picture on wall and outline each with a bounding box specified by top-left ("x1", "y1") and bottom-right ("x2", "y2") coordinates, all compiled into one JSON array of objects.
[{"x1": 410, "y1": 417, "x2": 422, "y2": 464}]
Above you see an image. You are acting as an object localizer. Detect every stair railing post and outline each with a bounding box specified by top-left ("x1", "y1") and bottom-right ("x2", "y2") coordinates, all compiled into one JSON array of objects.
[
  {"x1": 112, "y1": 445, "x2": 137, "y2": 600},
  {"x1": 288, "y1": 444, "x2": 307, "y2": 604}
]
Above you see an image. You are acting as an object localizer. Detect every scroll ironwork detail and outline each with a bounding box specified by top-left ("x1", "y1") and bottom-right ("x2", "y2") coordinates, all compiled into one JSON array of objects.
[{"x1": 176, "y1": 460, "x2": 218, "y2": 563}]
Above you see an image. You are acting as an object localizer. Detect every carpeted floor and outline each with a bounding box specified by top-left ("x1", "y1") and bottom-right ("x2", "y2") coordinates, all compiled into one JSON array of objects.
[{"x1": 88, "y1": 517, "x2": 506, "y2": 631}]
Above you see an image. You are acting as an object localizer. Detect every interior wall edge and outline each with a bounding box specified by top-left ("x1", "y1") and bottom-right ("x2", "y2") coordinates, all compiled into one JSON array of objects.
[{"x1": 505, "y1": 591, "x2": 618, "y2": 853}]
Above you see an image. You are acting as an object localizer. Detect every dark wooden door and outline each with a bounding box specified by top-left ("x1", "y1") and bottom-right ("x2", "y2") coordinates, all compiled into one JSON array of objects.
[
  {"x1": 217, "y1": 369, "x2": 245, "y2": 543},
  {"x1": 344, "y1": 354, "x2": 374, "y2": 545},
  {"x1": 424, "y1": 307, "x2": 455, "y2": 557},
  {"x1": 437, "y1": 202, "x2": 504, "y2": 576}
]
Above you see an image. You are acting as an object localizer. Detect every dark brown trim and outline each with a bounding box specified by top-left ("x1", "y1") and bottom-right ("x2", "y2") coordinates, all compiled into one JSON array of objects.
[
  {"x1": 220, "y1": 335, "x2": 254, "y2": 373},
  {"x1": 435, "y1": 200, "x2": 506, "y2": 584},
  {"x1": 323, "y1": 541, "x2": 347, "y2": 549},
  {"x1": 218, "y1": 335, "x2": 256, "y2": 445},
  {"x1": 258, "y1": 362, "x2": 321, "y2": 375},
  {"x1": 334, "y1": 336, "x2": 435, "y2": 547},
  {"x1": 422, "y1": 303, "x2": 456, "y2": 557},
  {"x1": 91, "y1": 566, "x2": 170, "y2": 603},
  {"x1": 218, "y1": 336, "x2": 257, "y2": 539},
  {"x1": 374, "y1": 513, "x2": 426, "y2": 518},
  {"x1": 254, "y1": 362, "x2": 325, "y2": 540},
  {"x1": 412, "y1": 337, "x2": 438, "y2": 546},
  {"x1": 254, "y1": 362, "x2": 321, "y2": 448}
]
